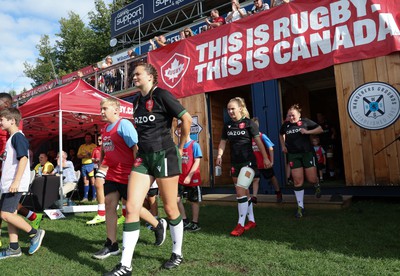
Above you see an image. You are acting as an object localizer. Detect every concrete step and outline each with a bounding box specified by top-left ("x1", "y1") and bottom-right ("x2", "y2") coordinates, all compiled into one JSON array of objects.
[{"x1": 202, "y1": 194, "x2": 352, "y2": 209}]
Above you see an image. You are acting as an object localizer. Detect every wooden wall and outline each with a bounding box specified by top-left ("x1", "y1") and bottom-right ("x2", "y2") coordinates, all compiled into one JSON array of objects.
[
  {"x1": 177, "y1": 94, "x2": 210, "y2": 187},
  {"x1": 334, "y1": 53, "x2": 400, "y2": 186}
]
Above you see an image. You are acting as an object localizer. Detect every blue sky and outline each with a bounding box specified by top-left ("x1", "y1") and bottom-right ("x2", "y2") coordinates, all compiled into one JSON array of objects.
[{"x1": 0, "y1": 0, "x2": 112, "y2": 94}]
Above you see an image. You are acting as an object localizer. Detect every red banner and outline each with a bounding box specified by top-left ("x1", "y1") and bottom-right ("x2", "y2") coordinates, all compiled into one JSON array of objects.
[{"x1": 148, "y1": 0, "x2": 400, "y2": 98}]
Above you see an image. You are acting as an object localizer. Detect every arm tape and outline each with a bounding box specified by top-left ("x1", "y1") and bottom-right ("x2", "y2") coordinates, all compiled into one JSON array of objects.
[{"x1": 95, "y1": 170, "x2": 106, "y2": 179}]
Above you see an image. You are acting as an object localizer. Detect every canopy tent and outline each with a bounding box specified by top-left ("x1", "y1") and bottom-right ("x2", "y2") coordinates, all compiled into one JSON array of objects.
[
  {"x1": 19, "y1": 79, "x2": 134, "y2": 209},
  {"x1": 19, "y1": 79, "x2": 133, "y2": 140}
]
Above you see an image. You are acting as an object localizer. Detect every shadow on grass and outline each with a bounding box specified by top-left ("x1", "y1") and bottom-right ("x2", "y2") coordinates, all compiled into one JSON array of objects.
[
  {"x1": 194, "y1": 201, "x2": 400, "y2": 260},
  {"x1": 43, "y1": 229, "x2": 110, "y2": 273}
]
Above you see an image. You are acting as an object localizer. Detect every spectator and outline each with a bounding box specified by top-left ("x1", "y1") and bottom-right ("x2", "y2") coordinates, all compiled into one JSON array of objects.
[
  {"x1": 271, "y1": 0, "x2": 293, "y2": 7},
  {"x1": 68, "y1": 148, "x2": 80, "y2": 171},
  {"x1": 51, "y1": 151, "x2": 78, "y2": 197},
  {"x1": 249, "y1": 0, "x2": 270, "y2": 14},
  {"x1": 92, "y1": 135, "x2": 102, "y2": 173},
  {"x1": 34, "y1": 153, "x2": 54, "y2": 176},
  {"x1": 205, "y1": 9, "x2": 226, "y2": 29},
  {"x1": 180, "y1": 28, "x2": 194, "y2": 40},
  {"x1": 149, "y1": 35, "x2": 168, "y2": 50},
  {"x1": 226, "y1": 0, "x2": 246, "y2": 23},
  {"x1": 77, "y1": 133, "x2": 97, "y2": 202},
  {"x1": 127, "y1": 49, "x2": 137, "y2": 58},
  {"x1": 47, "y1": 149, "x2": 57, "y2": 166},
  {"x1": 102, "y1": 56, "x2": 116, "y2": 93}
]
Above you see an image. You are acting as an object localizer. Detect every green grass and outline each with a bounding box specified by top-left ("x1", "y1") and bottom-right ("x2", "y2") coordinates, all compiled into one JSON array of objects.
[{"x1": 1, "y1": 200, "x2": 399, "y2": 275}]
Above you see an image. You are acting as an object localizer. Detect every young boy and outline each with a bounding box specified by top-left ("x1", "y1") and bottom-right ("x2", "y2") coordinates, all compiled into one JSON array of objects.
[
  {"x1": 176, "y1": 123, "x2": 203, "y2": 232},
  {"x1": 92, "y1": 98, "x2": 165, "y2": 260},
  {"x1": 251, "y1": 118, "x2": 282, "y2": 203},
  {"x1": 0, "y1": 108, "x2": 45, "y2": 259},
  {"x1": 312, "y1": 136, "x2": 326, "y2": 183}
]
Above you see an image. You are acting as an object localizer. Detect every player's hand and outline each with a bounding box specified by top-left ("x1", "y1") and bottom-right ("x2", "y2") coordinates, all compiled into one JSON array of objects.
[
  {"x1": 184, "y1": 176, "x2": 191, "y2": 185},
  {"x1": 216, "y1": 155, "x2": 222, "y2": 166},
  {"x1": 9, "y1": 181, "x2": 20, "y2": 193},
  {"x1": 263, "y1": 158, "x2": 272, "y2": 169}
]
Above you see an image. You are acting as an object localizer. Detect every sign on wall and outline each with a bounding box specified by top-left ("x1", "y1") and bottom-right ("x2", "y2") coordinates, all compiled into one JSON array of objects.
[
  {"x1": 175, "y1": 115, "x2": 203, "y2": 142},
  {"x1": 347, "y1": 82, "x2": 400, "y2": 130},
  {"x1": 111, "y1": 0, "x2": 197, "y2": 38}
]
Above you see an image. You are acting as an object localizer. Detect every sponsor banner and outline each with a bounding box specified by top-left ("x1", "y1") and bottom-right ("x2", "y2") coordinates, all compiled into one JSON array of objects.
[
  {"x1": 148, "y1": 0, "x2": 400, "y2": 98},
  {"x1": 111, "y1": 0, "x2": 197, "y2": 38},
  {"x1": 134, "y1": 1, "x2": 255, "y2": 55}
]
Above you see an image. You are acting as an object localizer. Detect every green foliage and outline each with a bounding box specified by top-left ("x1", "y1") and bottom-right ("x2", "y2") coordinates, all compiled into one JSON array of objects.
[
  {"x1": 83, "y1": 0, "x2": 113, "y2": 65},
  {"x1": 0, "y1": 200, "x2": 399, "y2": 275},
  {"x1": 55, "y1": 11, "x2": 89, "y2": 73},
  {"x1": 23, "y1": 0, "x2": 116, "y2": 88},
  {"x1": 23, "y1": 35, "x2": 57, "y2": 87}
]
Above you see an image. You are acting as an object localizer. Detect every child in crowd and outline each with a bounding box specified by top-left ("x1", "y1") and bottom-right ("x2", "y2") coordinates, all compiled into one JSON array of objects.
[
  {"x1": 0, "y1": 108, "x2": 45, "y2": 259},
  {"x1": 176, "y1": 123, "x2": 203, "y2": 232},
  {"x1": 312, "y1": 136, "x2": 326, "y2": 183},
  {"x1": 251, "y1": 118, "x2": 282, "y2": 203}
]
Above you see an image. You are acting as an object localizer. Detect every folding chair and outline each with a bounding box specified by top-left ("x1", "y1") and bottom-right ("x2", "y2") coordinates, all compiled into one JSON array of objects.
[
  {"x1": 68, "y1": 170, "x2": 81, "y2": 201},
  {"x1": 20, "y1": 170, "x2": 38, "y2": 210}
]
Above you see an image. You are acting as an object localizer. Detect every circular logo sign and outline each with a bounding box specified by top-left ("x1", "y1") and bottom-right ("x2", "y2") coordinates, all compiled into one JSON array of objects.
[{"x1": 347, "y1": 82, "x2": 400, "y2": 130}]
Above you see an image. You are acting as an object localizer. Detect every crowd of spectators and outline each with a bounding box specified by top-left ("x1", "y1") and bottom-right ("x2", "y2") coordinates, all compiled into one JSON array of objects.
[{"x1": 93, "y1": 0, "x2": 294, "y2": 94}]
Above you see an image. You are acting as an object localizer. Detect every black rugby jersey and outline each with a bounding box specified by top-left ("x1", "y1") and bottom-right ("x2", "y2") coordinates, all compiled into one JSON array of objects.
[
  {"x1": 133, "y1": 87, "x2": 186, "y2": 153},
  {"x1": 279, "y1": 118, "x2": 319, "y2": 153},
  {"x1": 221, "y1": 117, "x2": 259, "y2": 164}
]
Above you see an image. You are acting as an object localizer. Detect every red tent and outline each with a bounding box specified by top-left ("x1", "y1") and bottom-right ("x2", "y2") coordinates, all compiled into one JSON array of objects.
[
  {"x1": 19, "y1": 79, "x2": 134, "y2": 208},
  {"x1": 19, "y1": 79, "x2": 134, "y2": 141}
]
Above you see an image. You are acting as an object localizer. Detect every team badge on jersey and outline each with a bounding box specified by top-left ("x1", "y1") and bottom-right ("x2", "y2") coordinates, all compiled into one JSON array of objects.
[
  {"x1": 230, "y1": 167, "x2": 235, "y2": 175},
  {"x1": 146, "y1": 99, "x2": 154, "y2": 112},
  {"x1": 133, "y1": 157, "x2": 143, "y2": 167},
  {"x1": 239, "y1": 122, "x2": 245, "y2": 129},
  {"x1": 297, "y1": 121, "x2": 302, "y2": 126}
]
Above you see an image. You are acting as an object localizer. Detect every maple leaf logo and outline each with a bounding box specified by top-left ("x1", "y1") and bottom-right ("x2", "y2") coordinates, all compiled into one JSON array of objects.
[
  {"x1": 161, "y1": 53, "x2": 190, "y2": 89},
  {"x1": 164, "y1": 59, "x2": 184, "y2": 83}
]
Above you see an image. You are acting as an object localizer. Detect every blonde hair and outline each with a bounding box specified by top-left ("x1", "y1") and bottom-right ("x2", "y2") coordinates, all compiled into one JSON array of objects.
[
  {"x1": 228, "y1": 97, "x2": 250, "y2": 119},
  {"x1": 288, "y1": 104, "x2": 301, "y2": 114},
  {"x1": 100, "y1": 97, "x2": 120, "y2": 109},
  {"x1": 183, "y1": 28, "x2": 194, "y2": 37}
]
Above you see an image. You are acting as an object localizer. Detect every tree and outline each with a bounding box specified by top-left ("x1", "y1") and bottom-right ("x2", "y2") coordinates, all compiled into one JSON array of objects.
[
  {"x1": 23, "y1": 35, "x2": 58, "y2": 87},
  {"x1": 83, "y1": 0, "x2": 113, "y2": 64},
  {"x1": 23, "y1": 0, "x2": 125, "y2": 87},
  {"x1": 55, "y1": 11, "x2": 90, "y2": 74}
]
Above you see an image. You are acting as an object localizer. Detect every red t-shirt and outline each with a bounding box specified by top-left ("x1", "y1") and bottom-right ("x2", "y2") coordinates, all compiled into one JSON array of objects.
[
  {"x1": 102, "y1": 119, "x2": 134, "y2": 184},
  {"x1": 179, "y1": 140, "x2": 201, "y2": 187},
  {"x1": 212, "y1": 16, "x2": 226, "y2": 28}
]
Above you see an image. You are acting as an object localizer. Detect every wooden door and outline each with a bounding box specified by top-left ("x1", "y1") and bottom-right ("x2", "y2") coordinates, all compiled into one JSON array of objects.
[
  {"x1": 334, "y1": 53, "x2": 400, "y2": 186},
  {"x1": 176, "y1": 94, "x2": 211, "y2": 187}
]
